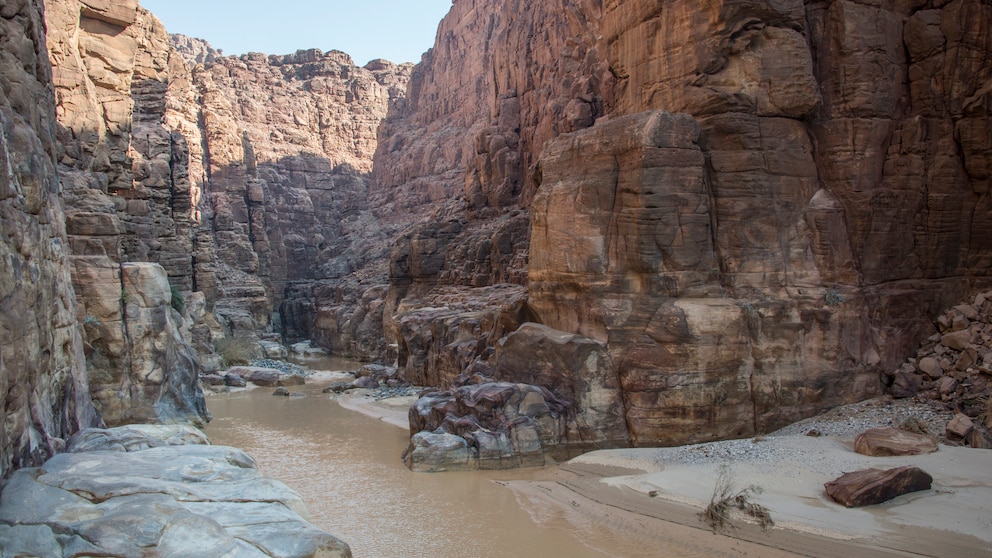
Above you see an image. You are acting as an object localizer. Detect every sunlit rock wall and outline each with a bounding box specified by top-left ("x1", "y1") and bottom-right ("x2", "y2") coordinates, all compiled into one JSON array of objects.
[
  {"x1": 45, "y1": 0, "x2": 207, "y2": 425},
  {"x1": 377, "y1": 0, "x2": 992, "y2": 445}
]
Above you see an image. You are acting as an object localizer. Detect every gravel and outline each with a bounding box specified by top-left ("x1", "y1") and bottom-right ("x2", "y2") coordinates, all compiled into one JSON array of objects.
[{"x1": 250, "y1": 358, "x2": 310, "y2": 376}]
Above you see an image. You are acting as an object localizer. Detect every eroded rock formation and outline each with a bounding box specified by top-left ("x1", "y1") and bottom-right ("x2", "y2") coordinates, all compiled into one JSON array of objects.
[
  {"x1": 378, "y1": 0, "x2": 992, "y2": 450},
  {"x1": 188, "y1": 46, "x2": 411, "y2": 354},
  {"x1": 45, "y1": 0, "x2": 207, "y2": 425},
  {"x1": 0, "y1": 0, "x2": 101, "y2": 481}
]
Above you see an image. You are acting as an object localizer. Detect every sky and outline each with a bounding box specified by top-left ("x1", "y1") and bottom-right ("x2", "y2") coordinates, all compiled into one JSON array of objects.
[{"x1": 140, "y1": 0, "x2": 453, "y2": 66}]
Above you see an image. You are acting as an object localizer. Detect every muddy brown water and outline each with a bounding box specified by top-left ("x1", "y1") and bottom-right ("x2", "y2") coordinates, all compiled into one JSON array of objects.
[{"x1": 203, "y1": 357, "x2": 723, "y2": 558}]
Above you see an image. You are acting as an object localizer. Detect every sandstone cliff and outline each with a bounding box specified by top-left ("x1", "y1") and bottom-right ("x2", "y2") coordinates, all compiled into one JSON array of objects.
[
  {"x1": 376, "y1": 0, "x2": 992, "y2": 446},
  {"x1": 0, "y1": 0, "x2": 100, "y2": 482},
  {"x1": 187, "y1": 47, "x2": 412, "y2": 357},
  {"x1": 45, "y1": 0, "x2": 207, "y2": 425}
]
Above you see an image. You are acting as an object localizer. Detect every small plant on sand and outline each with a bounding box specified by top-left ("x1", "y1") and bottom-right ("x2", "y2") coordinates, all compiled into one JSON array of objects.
[
  {"x1": 701, "y1": 465, "x2": 773, "y2": 532},
  {"x1": 214, "y1": 336, "x2": 259, "y2": 367}
]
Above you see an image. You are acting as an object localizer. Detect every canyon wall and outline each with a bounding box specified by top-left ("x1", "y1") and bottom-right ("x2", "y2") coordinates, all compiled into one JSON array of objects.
[
  {"x1": 44, "y1": 0, "x2": 207, "y2": 425},
  {"x1": 187, "y1": 46, "x2": 411, "y2": 356},
  {"x1": 376, "y1": 0, "x2": 992, "y2": 446},
  {"x1": 0, "y1": 0, "x2": 100, "y2": 482}
]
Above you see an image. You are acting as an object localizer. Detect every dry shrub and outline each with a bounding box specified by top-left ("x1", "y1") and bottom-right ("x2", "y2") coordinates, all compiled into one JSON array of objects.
[
  {"x1": 214, "y1": 336, "x2": 258, "y2": 367},
  {"x1": 701, "y1": 465, "x2": 773, "y2": 532}
]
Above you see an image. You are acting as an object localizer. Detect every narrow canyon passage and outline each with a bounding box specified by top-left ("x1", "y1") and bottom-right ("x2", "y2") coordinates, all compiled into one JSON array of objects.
[{"x1": 202, "y1": 359, "x2": 610, "y2": 558}]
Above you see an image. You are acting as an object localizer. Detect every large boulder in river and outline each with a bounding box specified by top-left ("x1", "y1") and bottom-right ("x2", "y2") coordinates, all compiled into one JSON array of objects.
[
  {"x1": 226, "y1": 366, "x2": 305, "y2": 387},
  {"x1": 404, "y1": 382, "x2": 570, "y2": 472},
  {"x1": 0, "y1": 426, "x2": 352, "y2": 557}
]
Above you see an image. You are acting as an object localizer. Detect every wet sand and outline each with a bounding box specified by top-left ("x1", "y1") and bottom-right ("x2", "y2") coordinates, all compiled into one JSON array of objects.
[{"x1": 341, "y1": 394, "x2": 992, "y2": 558}]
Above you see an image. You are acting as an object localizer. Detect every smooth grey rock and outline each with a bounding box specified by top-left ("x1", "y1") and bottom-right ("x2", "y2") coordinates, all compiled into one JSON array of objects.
[{"x1": 0, "y1": 425, "x2": 351, "y2": 557}]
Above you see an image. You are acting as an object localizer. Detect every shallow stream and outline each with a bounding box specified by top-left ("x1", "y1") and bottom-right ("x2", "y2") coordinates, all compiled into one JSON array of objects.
[{"x1": 202, "y1": 357, "x2": 609, "y2": 558}]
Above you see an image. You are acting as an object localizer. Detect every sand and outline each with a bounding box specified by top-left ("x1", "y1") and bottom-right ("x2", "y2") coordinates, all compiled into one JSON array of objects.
[{"x1": 335, "y1": 393, "x2": 992, "y2": 557}]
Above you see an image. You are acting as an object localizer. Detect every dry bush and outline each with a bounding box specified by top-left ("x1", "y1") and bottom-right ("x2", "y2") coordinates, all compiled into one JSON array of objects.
[
  {"x1": 701, "y1": 465, "x2": 773, "y2": 532},
  {"x1": 214, "y1": 336, "x2": 258, "y2": 367}
]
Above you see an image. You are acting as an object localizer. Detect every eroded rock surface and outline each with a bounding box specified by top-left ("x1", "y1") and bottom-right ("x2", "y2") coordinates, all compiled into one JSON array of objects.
[
  {"x1": 377, "y1": 0, "x2": 992, "y2": 450},
  {"x1": 0, "y1": 0, "x2": 101, "y2": 482},
  {"x1": 0, "y1": 425, "x2": 352, "y2": 557}
]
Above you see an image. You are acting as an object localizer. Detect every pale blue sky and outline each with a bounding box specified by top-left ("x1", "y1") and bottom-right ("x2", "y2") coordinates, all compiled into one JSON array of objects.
[{"x1": 140, "y1": 0, "x2": 452, "y2": 66}]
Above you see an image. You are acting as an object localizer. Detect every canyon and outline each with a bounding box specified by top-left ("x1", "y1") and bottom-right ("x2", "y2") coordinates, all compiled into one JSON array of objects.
[{"x1": 1, "y1": 0, "x2": 991, "y2": 491}]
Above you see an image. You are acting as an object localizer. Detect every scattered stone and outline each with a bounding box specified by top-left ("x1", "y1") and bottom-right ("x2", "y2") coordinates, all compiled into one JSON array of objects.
[
  {"x1": 290, "y1": 341, "x2": 329, "y2": 358},
  {"x1": 890, "y1": 370, "x2": 923, "y2": 399},
  {"x1": 917, "y1": 357, "x2": 943, "y2": 379},
  {"x1": 937, "y1": 376, "x2": 959, "y2": 396},
  {"x1": 965, "y1": 429, "x2": 991, "y2": 449},
  {"x1": 824, "y1": 466, "x2": 933, "y2": 507},
  {"x1": 946, "y1": 413, "x2": 975, "y2": 441},
  {"x1": 201, "y1": 374, "x2": 226, "y2": 386},
  {"x1": 941, "y1": 330, "x2": 974, "y2": 351},
  {"x1": 259, "y1": 341, "x2": 288, "y2": 360},
  {"x1": 403, "y1": 382, "x2": 573, "y2": 471},
  {"x1": 224, "y1": 374, "x2": 247, "y2": 388},
  {"x1": 853, "y1": 427, "x2": 938, "y2": 457},
  {"x1": 226, "y1": 366, "x2": 305, "y2": 388}
]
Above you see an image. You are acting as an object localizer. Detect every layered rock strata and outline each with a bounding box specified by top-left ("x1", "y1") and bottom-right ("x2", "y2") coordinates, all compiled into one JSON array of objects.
[
  {"x1": 189, "y1": 47, "x2": 412, "y2": 353},
  {"x1": 377, "y1": 0, "x2": 992, "y2": 449},
  {"x1": 44, "y1": 0, "x2": 208, "y2": 425},
  {"x1": 0, "y1": 0, "x2": 101, "y2": 482}
]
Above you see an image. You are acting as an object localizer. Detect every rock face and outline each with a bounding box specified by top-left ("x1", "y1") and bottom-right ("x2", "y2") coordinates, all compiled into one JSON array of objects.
[
  {"x1": 375, "y1": 0, "x2": 992, "y2": 447},
  {"x1": 0, "y1": 0, "x2": 101, "y2": 482},
  {"x1": 189, "y1": 46, "x2": 412, "y2": 352},
  {"x1": 44, "y1": 0, "x2": 208, "y2": 425},
  {"x1": 824, "y1": 466, "x2": 934, "y2": 508},
  {"x1": 0, "y1": 425, "x2": 352, "y2": 557}
]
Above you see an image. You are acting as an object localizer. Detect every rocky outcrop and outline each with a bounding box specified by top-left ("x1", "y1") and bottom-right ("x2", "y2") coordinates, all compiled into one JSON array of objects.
[
  {"x1": 0, "y1": 425, "x2": 352, "y2": 557},
  {"x1": 45, "y1": 0, "x2": 208, "y2": 425},
  {"x1": 377, "y1": 0, "x2": 992, "y2": 449},
  {"x1": 404, "y1": 382, "x2": 570, "y2": 471},
  {"x1": 0, "y1": 0, "x2": 101, "y2": 482}
]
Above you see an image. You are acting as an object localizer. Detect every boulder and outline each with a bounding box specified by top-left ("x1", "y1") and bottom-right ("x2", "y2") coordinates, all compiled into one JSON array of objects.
[
  {"x1": 226, "y1": 366, "x2": 304, "y2": 388},
  {"x1": 290, "y1": 341, "x2": 329, "y2": 358},
  {"x1": 259, "y1": 341, "x2": 288, "y2": 360},
  {"x1": 853, "y1": 428, "x2": 938, "y2": 457},
  {"x1": 946, "y1": 413, "x2": 975, "y2": 441},
  {"x1": 824, "y1": 466, "x2": 933, "y2": 507},
  {"x1": 890, "y1": 370, "x2": 923, "y2": 399},
  {"x1": 404, "y1": 382, "x2": 570, "y2": 471},
  {"x1": 917, "y1": 357, "x2": 943, "y2": 379}
]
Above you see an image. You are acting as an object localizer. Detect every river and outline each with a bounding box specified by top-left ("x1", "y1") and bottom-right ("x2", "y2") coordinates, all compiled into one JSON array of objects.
[{"x1": 202, "y1": 357, "x2": 609, "y2": 558}]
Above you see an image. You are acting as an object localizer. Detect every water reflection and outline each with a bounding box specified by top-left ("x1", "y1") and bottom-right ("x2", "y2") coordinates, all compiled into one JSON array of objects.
[{"x1": 203, "y1": 358, "x2": 607, "y2": 558}]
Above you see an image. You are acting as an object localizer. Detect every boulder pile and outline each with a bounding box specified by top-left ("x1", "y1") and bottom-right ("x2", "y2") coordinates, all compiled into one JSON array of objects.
[{"x1": 885, "y1": 291, "x2": 992, "y2": 447}]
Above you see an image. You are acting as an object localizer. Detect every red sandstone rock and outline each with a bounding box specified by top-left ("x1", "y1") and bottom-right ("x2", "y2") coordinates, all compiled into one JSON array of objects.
[
  {"x1": 853, "y1": 428, "x2": 938, "y2": 457},
  {"x1": 824, "y1": 466, "x2": 933, "y2": 508}
]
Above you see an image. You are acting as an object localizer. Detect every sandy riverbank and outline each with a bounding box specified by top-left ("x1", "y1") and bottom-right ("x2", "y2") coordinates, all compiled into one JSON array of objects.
[{"x1": 333, "y1": 393, "x2": 991, "y2": 557}]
